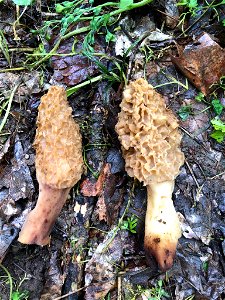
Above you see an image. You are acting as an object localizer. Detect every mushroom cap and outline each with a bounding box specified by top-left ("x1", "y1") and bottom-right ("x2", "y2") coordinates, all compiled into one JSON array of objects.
[
  {"x1": 115, "y1": 78, "x2": 184, "y2": 184},
  {"x1": 34, "y1": 86, "x2": 83, "y2": 189}
]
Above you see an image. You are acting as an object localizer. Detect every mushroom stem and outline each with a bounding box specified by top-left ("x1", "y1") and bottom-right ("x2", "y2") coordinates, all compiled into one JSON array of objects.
[
  {"x1": 18, "y1": 183, "x2": 70, "y2": 246},
  {"x1": 144, "y1": 181, "x2": 181, "y2": 271}
]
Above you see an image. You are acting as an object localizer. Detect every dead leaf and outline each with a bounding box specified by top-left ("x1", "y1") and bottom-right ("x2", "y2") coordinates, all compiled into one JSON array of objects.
[
  {"x1": 171, "y1": 32, "x2": 225, "y2": 95},
  {"x1": 0, "y1": 222, "x2": 18, "y2": 262},
  {"x1": 85, "y1": 230, "x2": 128, "y2": 300},
  {"x1": 50, "y1": 35, "x2": 104, "y2": 86},
  {"x1": 96, "y1": 194, "x2": 107, "y2": 222},
  {"x1": 0, "y1": 71, "x2": 42, "y2": 102},
  {"x1": 0, "y1": 135, "x2": 34, "y2": 201},
  {"x1": 80, "y1": 163, "x2": 111, "y2": 197}
]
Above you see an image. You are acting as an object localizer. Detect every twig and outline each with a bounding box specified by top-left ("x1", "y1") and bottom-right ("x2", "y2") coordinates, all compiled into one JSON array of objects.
[
  {"x1": 53, "y1": 286, "x2": 87, "y2": 300},
  {"x1": 185, "y1": 159, "x2": 200, "y2": 189},
  {"x1": 207, "y1": 171, "x2": 225, "y2": 180},
  {"x1": 180, "y1": 126, "x2": 208, "y2": 151},
  {"x1": 117, "y1": 275, "x2": 122, "y2": 300},
  {"x1": 0, "y1": 81, "x2": 20, "y2": 133}
]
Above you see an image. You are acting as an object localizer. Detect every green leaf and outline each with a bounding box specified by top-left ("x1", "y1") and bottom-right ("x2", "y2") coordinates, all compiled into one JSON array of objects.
[
  {"x1": 177, "y1": 0, "x2": 188, "y2": 6},
  {"x1": 178, "y1": 105, "x2": 192, "y2": 121},
  {"x1": 188, "y1": 0, "x2": 198, "y2": 8},
  {"x1": 119, "y1": 0, "x2": 133, "y2": 9},
  {"x1": 105, "y1": 30, "x2": 115, "y2": 43},
  {"x1": 12, "y1": 290, "x2": 29, "y2": 300},
  {"x1": 195, "y1": 92, "x2": 205, "y2": 102},
  {"x1": 211, "y1": 118, "x2": 225, "y2": 132},
  {"x1": 11, "y1": 0, "x2": 33, "y2": 5},
  {"x1": 55, "y1": 4, "x2": 65, "y2": 13},
  {"x1": 211, "y1": 99, "x2": 224, "y2": 115},
  {"x1": 210, "y1": 130, "x2": 225, "y2": 143}
]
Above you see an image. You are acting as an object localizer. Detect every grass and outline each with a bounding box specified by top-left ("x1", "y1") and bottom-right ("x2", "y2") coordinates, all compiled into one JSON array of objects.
[
  {"x1": 0, "y1": 0, "x2": 154, "y2": 71},
  {"x1": 0, "y1": 81, "x2": 21, "y2": 134},
  {"x1": 177, "y1": 0, "x2": 225, "y2": 36}
]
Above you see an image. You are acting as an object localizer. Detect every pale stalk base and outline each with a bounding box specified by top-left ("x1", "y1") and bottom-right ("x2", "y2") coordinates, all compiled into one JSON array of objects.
[
  {"x1": 144, "y1": 181, "x2": 181, "y2": 271},
  {"x1": 18, "y1": 183, "x2": 70, "y2": 246}
]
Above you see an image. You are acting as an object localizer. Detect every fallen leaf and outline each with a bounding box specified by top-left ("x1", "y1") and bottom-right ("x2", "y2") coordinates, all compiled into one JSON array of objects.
[
  {"x1": 80, "y1": 163, "x2": 111, "y2": 197},
  {"x1": 85, "y1": 230, "x2": 128, "y2": 300},
  {"x1": 171, "y1": 32, "x2": 225, "y2": 95},
  {"x1": 0, "y1": 135, "x2": 34, "y2": 201},
  {"x1": 50, "y1": 35, "x2": 104, "y2": 86}
]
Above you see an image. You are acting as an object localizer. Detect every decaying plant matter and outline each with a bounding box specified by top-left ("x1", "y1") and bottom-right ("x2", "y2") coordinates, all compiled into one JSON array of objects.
[
  {"x1": 18, "y1": 86, "x2": 83, "y2": 245},
  {"x1": 116, "y1": 78, "x2": 184, "y2": 271}
]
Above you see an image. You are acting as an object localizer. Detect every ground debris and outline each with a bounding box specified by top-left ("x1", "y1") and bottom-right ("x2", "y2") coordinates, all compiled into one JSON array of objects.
[
  {"x1": 80, "y1": 164, "x2": 110, "y2": 198},
  {"x1": 0, "y1": 135, "x2": 34, "y2": 261},
  {"x1": 81, "y1": 163, "x2": 124, "y2": 225},
  {"x1": 165, "y1": 0, "x2": 180, "y2": 29},
  {"x1": 0, "y1": 135, "x2": 34, "y2": 202},
  {"x1": 50, "y1": 36, "x2": 103, "y2": 86},
  {"x1": 0, "y1": 222, "x2": 18, "y2": 262},
  {"x1": 85, "y1": 230, "x2": 127, "y2": 300},
  {"x1": 0, "y1": 1, "x2": 225, "y2": 299},
  {"x1": 40, "y1": 251, "x2": 64, "y2": 300},
  {"x1": 171, "y1": 32, "x2": 225, "y2": 95},
  {"x1": 0, "y1": 71, "x2": 42, "y2": 102}
]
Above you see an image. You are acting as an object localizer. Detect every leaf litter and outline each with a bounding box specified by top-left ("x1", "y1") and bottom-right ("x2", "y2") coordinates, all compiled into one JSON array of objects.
[{"x1": 0, "y1": 0, "x2": 225, "y2": 299}]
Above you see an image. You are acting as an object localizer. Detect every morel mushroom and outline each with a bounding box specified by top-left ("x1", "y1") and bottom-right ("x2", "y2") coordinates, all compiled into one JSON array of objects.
[
  {"x1": 115, "y1": 78, "x2": 184, "y2": 271},
  {"x1": 18, "y1": 86, "x2": 83, "y2": 245}
]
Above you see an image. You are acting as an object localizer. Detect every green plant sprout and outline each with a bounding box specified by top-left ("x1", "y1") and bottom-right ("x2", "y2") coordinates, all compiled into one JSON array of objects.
[
  {"x1": 154, "y1": 74, "x2": 189, "y2": 90},
  {"x1": 83, "y1": 143, "x2": 110, "y2": 178},
  {"x1": 211, "y1": 99, "x2": 224, "y2": 115},
  {"x1": 142, "y1": 280, "x2": 170, "y2": 300},
  {"x1": 0, "y1": 30, "x2": 10, "y2": 65},
  {"x1": 194, "y1": 89, "x2": 224, "y2": 142},
  {"x1": 178, "y1": 105, "x2": 193, "y2": 121},
  {"x1": 210, "y1": 118, "x2": 225, "y2": 142},
  {"x1": 0, "y1": 264, "x2": 29, "y2": 300},
  {"x1": 177, "y1": 0, "x2": 198, "y2": 15},
  {"x1": 195, "y1": 92, "x2": 205, "y2": 102},
  {"x1": 1, "y1": 0, "x2": 154, "y2": 73},
  {"x1": 121, "y1": 215, "x2": 138, "y2": 233},
  {"x1": 128, "y1": 280, "x2": 170, "y2": 300},
  {"x1": 177, "y1": 0, "x2": 225, "y2": 36}
]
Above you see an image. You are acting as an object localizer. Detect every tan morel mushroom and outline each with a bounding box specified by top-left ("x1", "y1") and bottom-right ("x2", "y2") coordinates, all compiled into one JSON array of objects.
[
  {"x1": 18, "y1": 86, "x2": 83, "y2": 246},
  {"x1": 115, "y1": 78, "x2": 184, "y2": 271}
]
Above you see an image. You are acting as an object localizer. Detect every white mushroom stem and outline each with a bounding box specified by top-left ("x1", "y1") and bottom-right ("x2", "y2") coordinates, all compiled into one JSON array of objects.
[{"x1": 144, "y1": 180, "x2": 181, "y2": 271}]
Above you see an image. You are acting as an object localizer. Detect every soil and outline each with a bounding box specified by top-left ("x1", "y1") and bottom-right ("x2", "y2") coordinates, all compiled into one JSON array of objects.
[{"x1": 0, "y1": 1, "x2": 225, "y2": 300}]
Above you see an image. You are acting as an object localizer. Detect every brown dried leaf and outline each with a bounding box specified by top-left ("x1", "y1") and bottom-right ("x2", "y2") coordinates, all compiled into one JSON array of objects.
[
  {"x1": 96, "y1": 194, "x2": 107, "y2": 222},
  {"x1": 171, "y1": 33, "x2": 225, "y2": 95},
  {"x1": 80, "y1": 163, "x2": 111, "y2": 197},
  {"x1": 50, "y1": 36, "x2": 104, "y2": 86}
]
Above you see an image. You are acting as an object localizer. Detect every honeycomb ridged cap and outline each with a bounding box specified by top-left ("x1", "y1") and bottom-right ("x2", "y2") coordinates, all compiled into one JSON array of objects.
[
  {"x1": 115, "y1": 78, "x2": 184, "y2": 184},
  {"x1": 34, "y1": 86, "x2": 84, "y2": 189}
]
